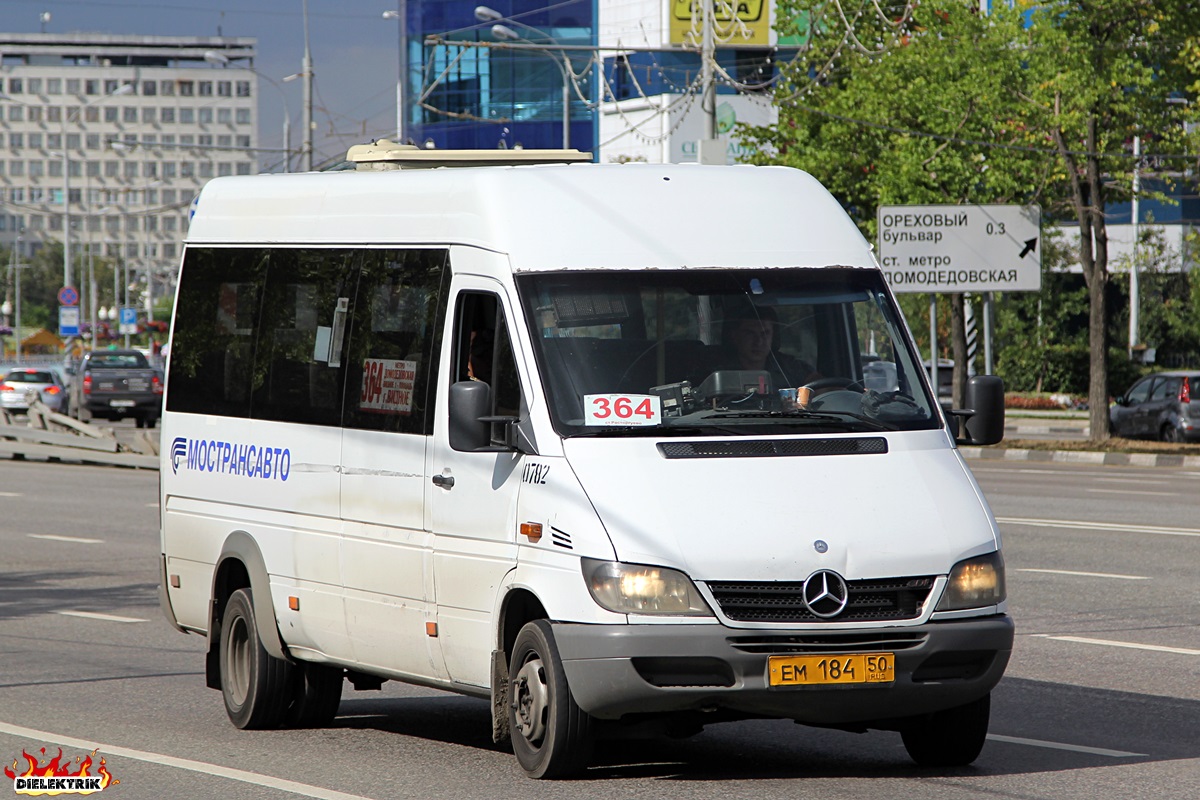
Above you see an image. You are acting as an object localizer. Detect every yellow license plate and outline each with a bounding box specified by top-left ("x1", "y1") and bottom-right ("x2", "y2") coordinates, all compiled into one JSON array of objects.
[{"x1": 768, "y1": 653, "x2": 895, "y2": 687}]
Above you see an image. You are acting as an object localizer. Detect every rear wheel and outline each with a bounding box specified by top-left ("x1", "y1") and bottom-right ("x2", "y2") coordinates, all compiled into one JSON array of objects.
[
  {"x1": 508, "y1": 620, "x2": 594, "y2": 779},
  {"x1": 1161, "y1": 424, "x2": 1182, "y2": 443},
  {"x1": 286, "y1": 662, "x2": 343, "y2": 727},
  {"x1": 134, "y1": 415, "x2": 146, "y2": 429},
  {"x1": 219, "y1": 588, "x2": 292, "y2": 729},
  {"x1": 901, "y1": 693, "x2": 990, "y2": 767}
]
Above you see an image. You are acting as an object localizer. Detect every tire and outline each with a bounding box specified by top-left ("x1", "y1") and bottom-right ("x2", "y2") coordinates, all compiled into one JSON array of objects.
[
  {"x1": 219, "y1": 588, "x2": 293, "y2": 730},
  {"x1": 508, "y1": 620, "x2": 594, "y2": 779},
  {"x1": 901, "y1": 693, "x2": 990, "y2": 767},
  {"x1": 286, "y1": 663, "x2": 343, "y2": 728},
  {"x1": 146, "y1": 415, "x2": 158, "y2": 429},
  {"x1": 1161, "y1": 424, "x2": 1182, "y2": 443},
  {"x1": 134, "y1": 415, "x2": 146, "y2": 429}
]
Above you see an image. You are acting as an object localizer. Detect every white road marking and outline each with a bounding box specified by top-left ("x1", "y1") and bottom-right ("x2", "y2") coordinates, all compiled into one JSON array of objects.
[
  {"x1": 28, "y1": 534, "x2": 104, "y2": 544},
  {"x1": 58, "y1": 611, "x2": 147, "y2": 624},
  {"x1": 0, "y1": 720, "x2": 380, "y2": 800},
  {"x1": 1031, "y1": 634, "x2": 1200, "y2": 656},
  {"x1": 987, "y1": 734, "x2": 1145, "y2": 758},
  {"x1": 0, "y1": 491, "x2": 21, "y2": 497},
  {"x1": 997, "y1": 517, "x2": 1200, "y2": 538},
  {"x1": 1015, "y1": 568, "x2": 1149, "y2": 581},
  {"x1": 145, "y1": 503, "x2": 158, "y2": 508},
  {"x1": 1085, "y1": 488, "x2": 1177, "y2": 497}
]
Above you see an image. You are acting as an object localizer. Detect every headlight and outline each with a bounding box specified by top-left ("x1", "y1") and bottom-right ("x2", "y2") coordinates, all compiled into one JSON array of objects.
[
  {"x1": 581, "y1": 559, "x2": 712, "y2": 616},
  {"x1": 936, "y1": 551, "x2": 1006, "y2": 611}
]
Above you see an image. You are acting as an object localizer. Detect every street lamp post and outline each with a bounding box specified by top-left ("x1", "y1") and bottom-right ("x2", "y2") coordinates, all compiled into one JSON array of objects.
[
  {"x1": 383, "y1": 3, "x2": 409, "y2": 143},
  {"x1": 486, "y1": 19, "x2": 572, "y2": 148}
]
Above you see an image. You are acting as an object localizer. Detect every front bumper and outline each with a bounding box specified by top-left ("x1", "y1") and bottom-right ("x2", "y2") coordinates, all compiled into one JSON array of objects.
[{"x1": 553, "y1": 616, "x2": 1013, "y2": 724}]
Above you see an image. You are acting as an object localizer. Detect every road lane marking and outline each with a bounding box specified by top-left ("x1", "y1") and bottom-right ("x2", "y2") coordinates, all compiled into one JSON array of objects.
[
  {"x1": 1015, "y1": 568, "x2": 1149, "y2": 580},
  {"x1": 1031, "y1": 634, "x2": 1200, "y2": 656},
  {"x1": 0, "y1": 720, "x2": 380, "y2": 800},
  {"x1": 987, "y1": 734, "x2": 1145, "y2": 758},
  {"x1": 997, "y1": 517, "x2": 1200, "y2": 538},
  {"x1": 1085, "y1": 488, "x2": 1177, "y2": 497},
  {"x1": 0, "y1": 492, "x2": 21, "y2": 497},
  {"x1": 28, "y1": 534, "x2": 104, "y2": 544},
  {"x1": 58, "y1": 611, "x2": 147, "y2": 624}
]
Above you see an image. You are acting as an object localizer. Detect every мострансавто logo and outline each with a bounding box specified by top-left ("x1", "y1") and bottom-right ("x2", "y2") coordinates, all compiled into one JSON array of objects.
[
  {"x1": 6, "y1": 747, "x2": 118, "y2": 795},
  {"x1": 170, "y1": 436, "x2": 291, "y2": 481}
]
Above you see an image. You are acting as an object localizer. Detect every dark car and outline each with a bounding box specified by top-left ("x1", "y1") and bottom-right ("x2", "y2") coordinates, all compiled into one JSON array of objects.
[{"x1": 1109, "y1": 371, "x2": 1200, "y2": 442}]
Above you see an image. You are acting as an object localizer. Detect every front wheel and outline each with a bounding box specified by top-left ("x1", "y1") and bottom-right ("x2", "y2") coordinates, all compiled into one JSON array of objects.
[
  {"x1": 508, "y1": 620, "x2": 594, "y2": 779},
  {"x1": 901, "y1": 693, "x2": 990, "y2": 767},
  {"x1": 219, "y1": 588, "x2": 292, "y2": 729}
]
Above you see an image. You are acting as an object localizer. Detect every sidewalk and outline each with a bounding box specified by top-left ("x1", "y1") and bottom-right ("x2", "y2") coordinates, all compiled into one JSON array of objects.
[{"x1": 961, "y1": 445, "x2": 1200, "y2": 468}]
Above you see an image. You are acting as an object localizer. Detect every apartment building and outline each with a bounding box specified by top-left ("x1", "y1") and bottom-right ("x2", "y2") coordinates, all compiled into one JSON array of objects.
[{"x1": 0, "y1": 33, "x2": 258, "y2": 294}]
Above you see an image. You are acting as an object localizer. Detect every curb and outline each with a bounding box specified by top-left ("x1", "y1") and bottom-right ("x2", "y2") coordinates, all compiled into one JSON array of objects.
[{"x1": 960, "y1": 446, "x2": 1200, "y2": 468}]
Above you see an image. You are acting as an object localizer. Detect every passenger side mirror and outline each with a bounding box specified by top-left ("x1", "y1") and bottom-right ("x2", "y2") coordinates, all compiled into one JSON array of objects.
[{"x1": 950, "y1": 375, "x2": 1005, "y2": 447}]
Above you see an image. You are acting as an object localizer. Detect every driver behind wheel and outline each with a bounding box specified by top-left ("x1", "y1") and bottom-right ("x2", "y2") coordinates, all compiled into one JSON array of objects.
[{"x1": 719, "y1": 304, "x2": 820, "y2": 389}]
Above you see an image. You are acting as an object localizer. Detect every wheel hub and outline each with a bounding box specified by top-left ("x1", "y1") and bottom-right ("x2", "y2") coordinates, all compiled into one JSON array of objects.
[{"x1": 511, "y1": 657, "x2": 548, "y2": 743}]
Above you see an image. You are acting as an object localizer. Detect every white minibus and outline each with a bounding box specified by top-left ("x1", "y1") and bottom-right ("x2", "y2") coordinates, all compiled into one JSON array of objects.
[{"x1": 159, "y1": 144, "x2": 1011, "y2": 778}]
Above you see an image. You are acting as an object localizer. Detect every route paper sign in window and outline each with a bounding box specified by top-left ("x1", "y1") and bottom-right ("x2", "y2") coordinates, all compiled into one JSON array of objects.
[{"x1": 360, "y1": 358, "x2": 416, "y2": 415}]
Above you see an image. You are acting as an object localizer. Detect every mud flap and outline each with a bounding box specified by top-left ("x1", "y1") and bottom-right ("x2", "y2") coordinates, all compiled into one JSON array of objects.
[{"x1": 491, "y1": 649, "x2": 511, "y2": 745}]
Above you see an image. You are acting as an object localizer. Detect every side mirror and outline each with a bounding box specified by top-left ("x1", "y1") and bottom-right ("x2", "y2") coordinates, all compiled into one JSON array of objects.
[
  {"x1": 950, "y1": 375, "x2": 1005, "y2": 446},
  {"x1": 1114, "y1": 395, "x2": 1127, "y2": 407},
  {"x1": 449, "y1": 381, "x2": 492, "y2": 452}
]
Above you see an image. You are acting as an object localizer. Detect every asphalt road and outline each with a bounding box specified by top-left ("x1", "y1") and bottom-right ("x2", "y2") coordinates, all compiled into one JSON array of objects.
[{"x1": 0, "y1": 456, "x2": 1197, "y2": 799}]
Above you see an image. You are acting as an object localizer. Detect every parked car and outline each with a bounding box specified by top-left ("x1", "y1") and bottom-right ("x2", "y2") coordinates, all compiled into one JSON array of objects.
[
  {"x1": 1110, "y1": 371, "x2": 1200, "y2": 442},
  {"x1": 65, "y1": 349, "x2": 164, "y2": 428},
  {"x1": 0, "y1": 367, "x2": 67, "y2": 413}
]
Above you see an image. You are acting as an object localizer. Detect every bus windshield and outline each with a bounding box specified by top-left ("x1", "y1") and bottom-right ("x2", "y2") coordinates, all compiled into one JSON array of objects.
[{"x1": 516, "y1": 268, "x2": 940, "y2": 438}]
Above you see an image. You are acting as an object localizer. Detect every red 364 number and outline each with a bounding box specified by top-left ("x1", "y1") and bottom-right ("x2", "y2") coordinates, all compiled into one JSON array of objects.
[{"x1": 584, "y1": 394, "x2": 660, "y2": 426}]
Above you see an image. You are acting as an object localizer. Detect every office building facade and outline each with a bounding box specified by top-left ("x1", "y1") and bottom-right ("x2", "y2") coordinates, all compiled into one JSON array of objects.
[{"x1": 0, "y1": 32, "x2": 258, "y2": 303}]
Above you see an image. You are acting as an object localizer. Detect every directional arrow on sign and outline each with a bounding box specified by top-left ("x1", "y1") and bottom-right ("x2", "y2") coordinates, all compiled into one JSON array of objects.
[{"x1": 1019, "y1": 238, "x2": 1038, "y2": 259}]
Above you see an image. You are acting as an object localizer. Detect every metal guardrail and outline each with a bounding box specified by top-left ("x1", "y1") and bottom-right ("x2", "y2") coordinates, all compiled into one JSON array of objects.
[{"x1": 0, "y1": 398, "x2": 158, "y2": 469}]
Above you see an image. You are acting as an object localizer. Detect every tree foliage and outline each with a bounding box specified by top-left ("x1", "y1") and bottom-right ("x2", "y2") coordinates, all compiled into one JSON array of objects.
[{"x1": 740, "y1": 0, "x2": 1200, "y2": 440}]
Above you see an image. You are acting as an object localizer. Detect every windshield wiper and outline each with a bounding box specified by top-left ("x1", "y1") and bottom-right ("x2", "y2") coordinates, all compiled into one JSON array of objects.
[{"x1": 701, "y1": 409, "x2": 894, "y2": 432}]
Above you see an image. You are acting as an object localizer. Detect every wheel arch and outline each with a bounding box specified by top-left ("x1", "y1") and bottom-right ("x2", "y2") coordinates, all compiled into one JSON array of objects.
[
  {"x1": 489, "y1": 585, "x2": 548, "y2": 745},
  {"x1": 205, "y1": 530, "x2": 290, "y2": 689}
]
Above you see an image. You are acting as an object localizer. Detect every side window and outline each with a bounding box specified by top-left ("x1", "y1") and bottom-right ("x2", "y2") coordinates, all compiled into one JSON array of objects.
[
  {"x1": 250, "y1": 249, "x2": 356, "y2": 426},
  {"x1": 454, "y1": 292, "x2": 522, "y2": 421},
  {"x1": 343, "y1": 249, "x2": 447, "y2": 435},
  {"x1": 1149, "y1": 377, "x2": 1180, "y2": 402},
  {"x1": 166, "y1": 247, "x2": 267, "y2": 417},
  {"x1": 1126, "y1": 378, "x2": 1153, "y2": 404}
]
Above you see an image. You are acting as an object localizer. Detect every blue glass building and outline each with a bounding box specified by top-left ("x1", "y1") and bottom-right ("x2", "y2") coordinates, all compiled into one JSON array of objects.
[{"x1": 402, "y1": 0, "x2": 596, "y2": 152}]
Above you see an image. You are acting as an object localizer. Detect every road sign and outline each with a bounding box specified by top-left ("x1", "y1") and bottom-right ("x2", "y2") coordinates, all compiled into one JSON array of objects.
[
  {"x1": 59, "y1": 305, "x2": 80, "y2": 337},
  {"x1": 119, "y1": 306, "x2": 138, "y2": 335},
  {"x1": 58, "y1": 286, "x2": 79, "y2": 306},
  {"x1": 877, "y1": 204, "x2": 1042, "y2": 293}
]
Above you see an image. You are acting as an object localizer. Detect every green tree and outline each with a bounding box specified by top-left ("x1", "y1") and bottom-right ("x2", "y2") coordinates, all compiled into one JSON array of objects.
[
  {"x1": 742, "y1": 1, "x2": 1200, "y2": 441},
  {"x1": 1016, "y1": 0, "x2": 1200, "y2": 440},
  {"x1": 740, "y1": 1, "x2": 1059, "y2": 406}
]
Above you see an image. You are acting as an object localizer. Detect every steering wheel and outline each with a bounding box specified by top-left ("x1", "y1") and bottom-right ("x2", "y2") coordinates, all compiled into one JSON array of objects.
[{"x1": 802, "y1": 376, "x2": 865, "y2": 394}]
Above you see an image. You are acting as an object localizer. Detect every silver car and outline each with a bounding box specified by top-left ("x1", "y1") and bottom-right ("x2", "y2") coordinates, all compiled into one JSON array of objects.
[
  {"x1": 0, "y1": 367, "x2": 67, "y2": 413},
  {"x1": 1110, "y1": 371, "x2": 1200, "y2": 442}
]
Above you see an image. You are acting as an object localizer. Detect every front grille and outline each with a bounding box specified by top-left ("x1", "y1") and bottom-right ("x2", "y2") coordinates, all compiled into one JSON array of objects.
[
  {"x1": 657, "y1": 437, "x2": 887, "y2": 459},
  {"x1": 706, "y1": 577, "x2": 935, "y2": 623}
]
